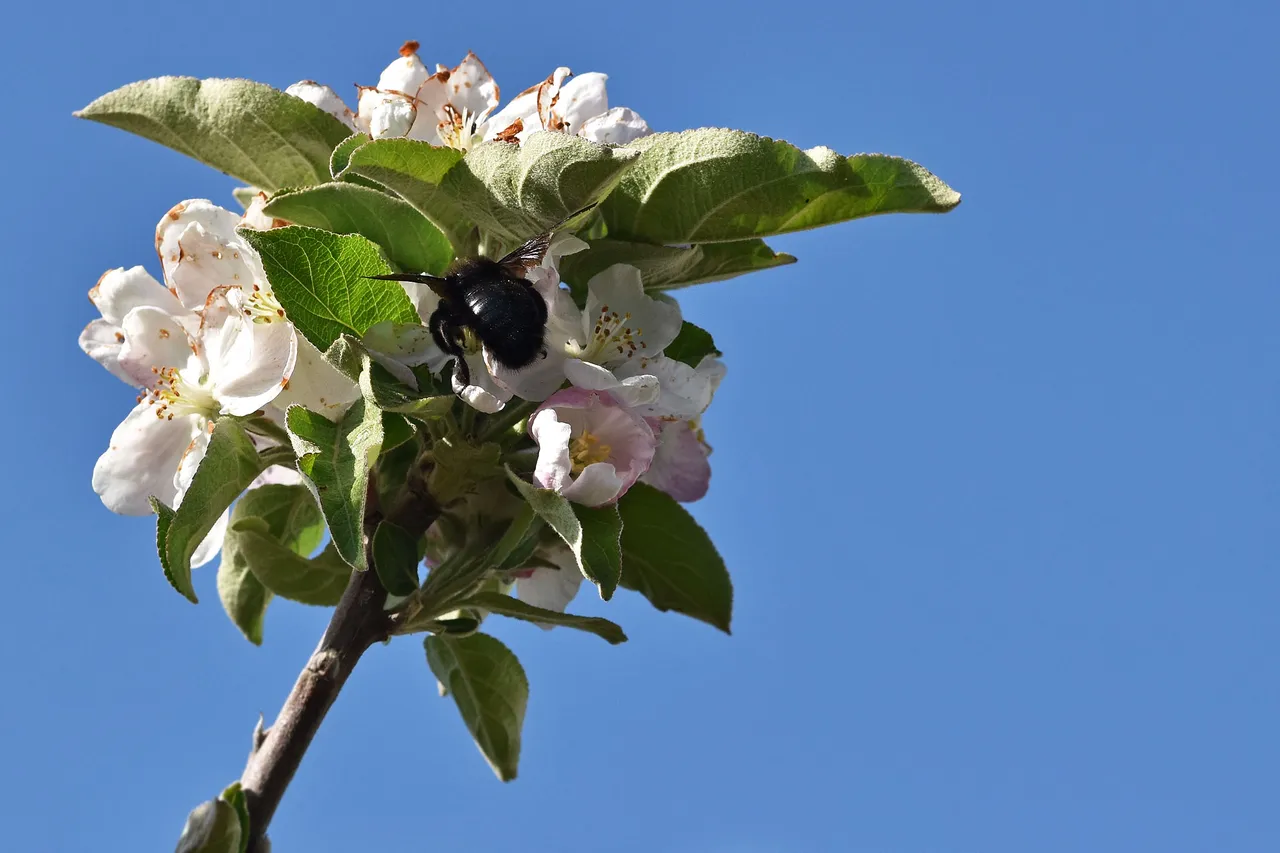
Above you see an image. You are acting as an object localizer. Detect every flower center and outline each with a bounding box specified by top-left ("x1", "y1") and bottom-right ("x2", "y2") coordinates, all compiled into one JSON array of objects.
[
  {"x1": 139, "y1": 364, "x2": 217, "y2": 422},
  {"x1": 240, "y1": 284, "x2": 287, "y2": 324},
  {"x1": 569, "y1": 430, "x2": 612, "y2": 474},
  {"x1": 439, "y1": 105, "x2": 486, "y2": 151},
  {"x1": 584, "y1": 303, "x2": 645, "y2": 363}
]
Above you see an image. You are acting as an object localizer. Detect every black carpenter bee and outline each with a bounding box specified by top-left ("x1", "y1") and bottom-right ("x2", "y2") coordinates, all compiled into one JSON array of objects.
[{"x1": 369, "y1": 227, "x2": 569, "y2": 394}]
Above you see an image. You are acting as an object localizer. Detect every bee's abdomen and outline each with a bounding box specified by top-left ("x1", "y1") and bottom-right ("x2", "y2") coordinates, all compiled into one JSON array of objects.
[{"x1": 461, "y1": 276, "x2": 547, "y2": 370}]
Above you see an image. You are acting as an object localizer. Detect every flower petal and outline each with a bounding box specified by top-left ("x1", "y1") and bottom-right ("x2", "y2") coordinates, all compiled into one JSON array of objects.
[
  {"x1": 640, "y1": 420, "x2": 711, "y2": 502},
  {"x1": 117, "y1": 306, "x2": 197, "y2": 387},
  {"x1": 285, "y1": 81, "x2": 356, "y2": 128},
  {"x1": 452, "y1": 352, "x2": 512, "y2": 413},
  {"x1": 555, "y1": 72, "x2": 609, "y2": 135},
  {"x1": 79, "y1": 318, "x2": 135, "y2": 384},
  {"x1": 616, "y1": 355, "x2": 713, "y2": 419},
  {"x1": 578, "y1": 107, "x2": 652, "y2": 145},
  {"x1": 272, "y1": 335, "x2": 359, "y2": 421},
  {"x1": 561, "y1": 462, "x2": 626, "y2": 506},
  {"x1": 204, "y1": 301, "x2": 297, "y2": 416},
  {"x1": 563, "y1": 358, "x2": 660, "y2": 408},
  {"x1": 582, "y1": 263, "x2": 683, "y2": 366},
  {"x1": 92, "y1": 403, "x2": 204, "y2": 515},
  {"x1": 90, "y1": 265, "x2": 182, "y2": 325},
  {"x1": 190, "y1": 509, "x2": 229, "y2": 569},
  {"x1": 376, "y1": 49, "x2": 432, "y2": 96},
  {"x1": 356, "y1": 89, "x2": 416, "y2": 139},
  {"x1": 530, "y1": 407, "x2": 574, "y2": 493},
  {"x1": 516, "y1": 558, "x2": 584, "y2": 615}
]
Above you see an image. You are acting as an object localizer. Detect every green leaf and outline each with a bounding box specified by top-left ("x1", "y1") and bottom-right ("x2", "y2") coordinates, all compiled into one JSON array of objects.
[
  {"x1": 438, "y1": 132, "x2": 640, "y2": 250},
  {"x1": 342, "y1": 138, "x2": 471, "y2": 252},
  {"x1": 573, "y1": 503, "x2": 623, "y2": 600},
  {"x1": 330, "y1": 132, "x2": 370, "y2": 177},
  {"x1": 153, "y1": 420, "x2": 267, "y2": 603},
  {"x1": 76, "y1": 77, "x2": 351, "y2": 192},
  {"x1": 430, "y1": 438, "x2": 503, "y2": 504},
  {"x1": 616, "y1": 482, "x2": 732, "y2": 632},
  {"x1": 174, "y1": 799, "x2": 240, "y2": 853},
  {"x1": 229, "y1": 527, "x2": 350, "y2": 606},
  {"x1": 381, "y1": 412, "x2": 417, "y2": 452},
  {"x1": 664, "y1": 321, "x2": 719, "y2": 367},
  {"x1": 425, "y1": 632, "x2": 529, "y2": 781},
  {"x1": 373, "y1": 521, "x2": 421, "y2": 596},
  {"x1": 218, "y1": 783, "x2": 251, "y2": 853},
  {"x1": 238, "y1": 226, "x2": 419, "y2": 353},
  {"x1": 286, "y1": 357, "x2": 383, "y2": 570},
  {"x1": 560, "y1": 238, "x2": 796, "y2": 296},
  {"x1": 459, "y1": 591, "x2": 627, "y2": 644},
  {"x1": 262, "y1": 182, "x2": 453, "y2": 275},
  {"x1": 600, "y1": 129, "x2": 961, "y2": 244},
  {"x1": 234, "y1": 484, "x2": 326, "y2": 554},
  {"x1": 505, "y1": 469, "x2": 622, "y2": 600},
  {"x1": 217, "y1": 484, "x2": 325, "y2": 642},
  {"x1": 216, "y1": 546, "x2": 270, "y2": 645}
]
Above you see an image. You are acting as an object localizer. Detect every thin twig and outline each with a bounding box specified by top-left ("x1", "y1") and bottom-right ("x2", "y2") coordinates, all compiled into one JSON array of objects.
[{"x1": 239, "y1": 468, "x2": 437, "y2": 851}]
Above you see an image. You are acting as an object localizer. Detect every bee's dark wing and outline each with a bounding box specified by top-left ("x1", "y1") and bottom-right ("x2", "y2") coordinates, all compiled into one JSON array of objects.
[
  {"x1": 496, "y1": 232, "x2": 554, "y2": 278},
  {"x1": 495, "y1": 204, "x2": 598, "y2": 277}
]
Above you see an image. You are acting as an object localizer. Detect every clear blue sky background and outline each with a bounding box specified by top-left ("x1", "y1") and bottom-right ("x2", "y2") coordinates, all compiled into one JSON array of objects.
[{"x1": 2, "y1": 1, "x2": 1276, "y2": 850}]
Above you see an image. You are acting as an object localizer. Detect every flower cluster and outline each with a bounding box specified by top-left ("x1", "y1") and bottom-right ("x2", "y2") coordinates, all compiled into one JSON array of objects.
[
  {"x1": 286, "y1": 41, "x2": 651, "y2": 150},
  {"x1": 79, "y1": 200, "x2": 357, "y2": 565}
]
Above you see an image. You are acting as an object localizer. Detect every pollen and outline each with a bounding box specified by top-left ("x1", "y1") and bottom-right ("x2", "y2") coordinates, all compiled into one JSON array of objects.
[{"x1": 569, "y1": 430, "x2": 612, "y2": 474}]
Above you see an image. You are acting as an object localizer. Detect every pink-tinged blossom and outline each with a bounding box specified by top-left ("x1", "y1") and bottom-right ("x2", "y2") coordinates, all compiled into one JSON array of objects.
[
  {"x1": 640, "y1": 419, "x2": 712, "y2": 502},
  {"x1": 529, "y1": 388, "x2": 657, "y2": 506}
]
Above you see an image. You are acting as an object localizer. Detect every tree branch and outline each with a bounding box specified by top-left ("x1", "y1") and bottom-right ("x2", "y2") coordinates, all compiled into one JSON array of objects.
[{"x1": 239, "y1": 469, "x2": 437, "y2": 851}]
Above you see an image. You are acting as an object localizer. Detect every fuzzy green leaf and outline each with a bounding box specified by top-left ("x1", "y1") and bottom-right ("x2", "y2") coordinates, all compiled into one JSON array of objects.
[
  {"x1": 342, "y1": 138, "x2": 471, "y2": 252},
  {"x1": 217, "y1": 484, "x2": 325, "y2": 642},
  {"x1": 438, "y1": 132, "x2": 640, "y2": 250},
  {"x1": 285, "y1": 357, "x2": 383, "y2": 570},
  {"x1": 153, "y1": 420, "x2": 268, "y2": 603},
  {"x1": 227, "y1": 527, "x2": 349, "y2": 606},
  {"x1": 600, "y1": 129, "x2": 960, "y2": 244},
  {"x1": 330, "y1": 132, "x2": 370, "y2": 177},
  {"x1": 560, "y1": 238, "x2": 796, "y2": 296},
  {"x1": 238, "y1": 226, "x2": 419, "y2": 353},
  {"x1": 505, "y1": 469, "x2": 622, "y2": 600},
  {"x1": 76, "y1": 77, "x2": 352, "y2": 192},
  {"x1": 425, "y1": 632, "x2": 529, "y2": 781},
  {"x1": 459, "y1": 591, "x2": 627, "y2": 644},
  {"x1": 616, "y1": 482, "x2": 732, "y2": 632},
  {"x1": 262, "y1": 182, "x2": 453, "y2": 275}
]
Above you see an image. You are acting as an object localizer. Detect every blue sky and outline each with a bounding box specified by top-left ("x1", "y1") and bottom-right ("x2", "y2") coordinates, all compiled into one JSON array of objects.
[{"x1": 3, "y1": 1, "x2": 1277, "y2": 850}]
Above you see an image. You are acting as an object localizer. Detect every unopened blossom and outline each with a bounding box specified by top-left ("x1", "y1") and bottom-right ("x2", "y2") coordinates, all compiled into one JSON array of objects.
[
  {"x1": 288, "y1": 44, "x2": 650, "y2": 149},
  {"x1": 529, "y1": 388, "x2": 656, "y2": 506},
  {"x1": 485, "y1": 67, "x2": 652, "y2": 145},
  {"x1": 284, "y1": 81, "x2": 356, "y2": 129},
  {"x1": 637, "y1": 354, "x2": 724, "y2": 501}
]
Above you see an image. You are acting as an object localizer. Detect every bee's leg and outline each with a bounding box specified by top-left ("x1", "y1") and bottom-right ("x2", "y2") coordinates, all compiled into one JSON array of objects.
[{"x1": 429, "y1": 308, "x2": 471, "y2": 390}]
